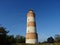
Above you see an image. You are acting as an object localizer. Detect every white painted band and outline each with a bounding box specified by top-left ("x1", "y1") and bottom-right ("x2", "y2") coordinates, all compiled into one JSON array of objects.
[
  {"x1": 26, "y1": 39, "x2": 37, "y2": 44},
  {"x1": 26, "y1": 26, "x2": 36, "y2": 33},
  {"x1": 27, "y1": 17, "x2": 35, "y2": 22}
]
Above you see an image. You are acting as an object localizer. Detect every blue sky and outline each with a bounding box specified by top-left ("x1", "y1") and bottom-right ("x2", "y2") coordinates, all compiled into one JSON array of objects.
[{"x1": 0, "y1": 0, "x2": 60, "y2": 42}]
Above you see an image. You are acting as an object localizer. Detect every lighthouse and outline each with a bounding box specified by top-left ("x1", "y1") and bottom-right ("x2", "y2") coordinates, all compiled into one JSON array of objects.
[{"x1": 26, "y1": 9, "x2": 38, "y2": 44}]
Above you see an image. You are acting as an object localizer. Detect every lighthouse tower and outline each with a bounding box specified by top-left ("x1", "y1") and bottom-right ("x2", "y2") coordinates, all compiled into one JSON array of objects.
[{"x1": 26, "y1": 9, "x2": 38, "y2": 44}]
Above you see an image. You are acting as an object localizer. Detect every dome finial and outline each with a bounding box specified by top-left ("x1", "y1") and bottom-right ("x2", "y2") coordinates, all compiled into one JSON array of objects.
[{"x1": 29, "y1": 9, "x2": 33, "y2": 11}]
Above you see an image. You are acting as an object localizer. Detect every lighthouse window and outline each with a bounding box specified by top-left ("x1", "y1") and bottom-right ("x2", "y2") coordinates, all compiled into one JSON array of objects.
[
  {"x1": 28, "y1": 30, "x2": 29, "y2": 32},
  {"x1": 28, "y1": 19, "x2": 29, "y2": 21}
]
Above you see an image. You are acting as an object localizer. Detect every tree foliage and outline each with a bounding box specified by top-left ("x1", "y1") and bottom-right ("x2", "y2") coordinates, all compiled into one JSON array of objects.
[
  {"x1": 15, "y1": 35, "x2": 25, "y2": 43},
  {"x1": 0, "y1": 26, "x2": 25, "y2": 45},
  {"x1": 47, "y1": 36, "x2": 54, "y2": 43},
  {"x1": 54, "y1": 34, "x2": 60, "y2": 43},
  {"x1": 0, "y1": 26, "x2": 9, "y2": 45}
]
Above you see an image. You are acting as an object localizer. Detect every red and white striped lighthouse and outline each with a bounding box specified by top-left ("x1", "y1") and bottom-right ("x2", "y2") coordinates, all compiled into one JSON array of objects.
[{"x1": 26, "y1": 9, "x2": 38, "y2": 44}]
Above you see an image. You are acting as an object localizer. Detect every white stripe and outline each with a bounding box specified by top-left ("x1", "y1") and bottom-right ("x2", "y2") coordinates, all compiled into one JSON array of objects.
[
  {"x1": 27, "y1": 17, "x2": 35, "y2": 22},
  {"x1": 26, "y1": 39, "x2": 38, "y2": 44},
  {"x1": 26, "y1": 26, "x2": 36, "y2": 33}
]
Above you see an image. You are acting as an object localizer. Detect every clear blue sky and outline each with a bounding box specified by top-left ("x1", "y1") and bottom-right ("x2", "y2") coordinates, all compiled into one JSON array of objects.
[{"x1": 0, "y1": 0, "x2": 60, "y2": 42}]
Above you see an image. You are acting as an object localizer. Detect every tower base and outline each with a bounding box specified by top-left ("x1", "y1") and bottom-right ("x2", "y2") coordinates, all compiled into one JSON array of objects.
[{"x1": 26, "y1": 39, "x2": 38, "y2": 44}]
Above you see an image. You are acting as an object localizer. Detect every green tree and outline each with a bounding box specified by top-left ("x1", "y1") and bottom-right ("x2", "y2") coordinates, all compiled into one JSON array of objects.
[
  {"x1": 54, "y1": 34, "x2": 60, "y2": 43},
  {"x1": 8, "y1": 35, "x2": 16, "y2": 43},
  {"x1": 0, "y1": 26, "x2": 9, "y2": 45},
  {"x1": 15, "y1": 35, "x2": 25, "y2": 43},
  {"x1": 47, "y1": 36, "x2": 54, "y2": 43}
]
